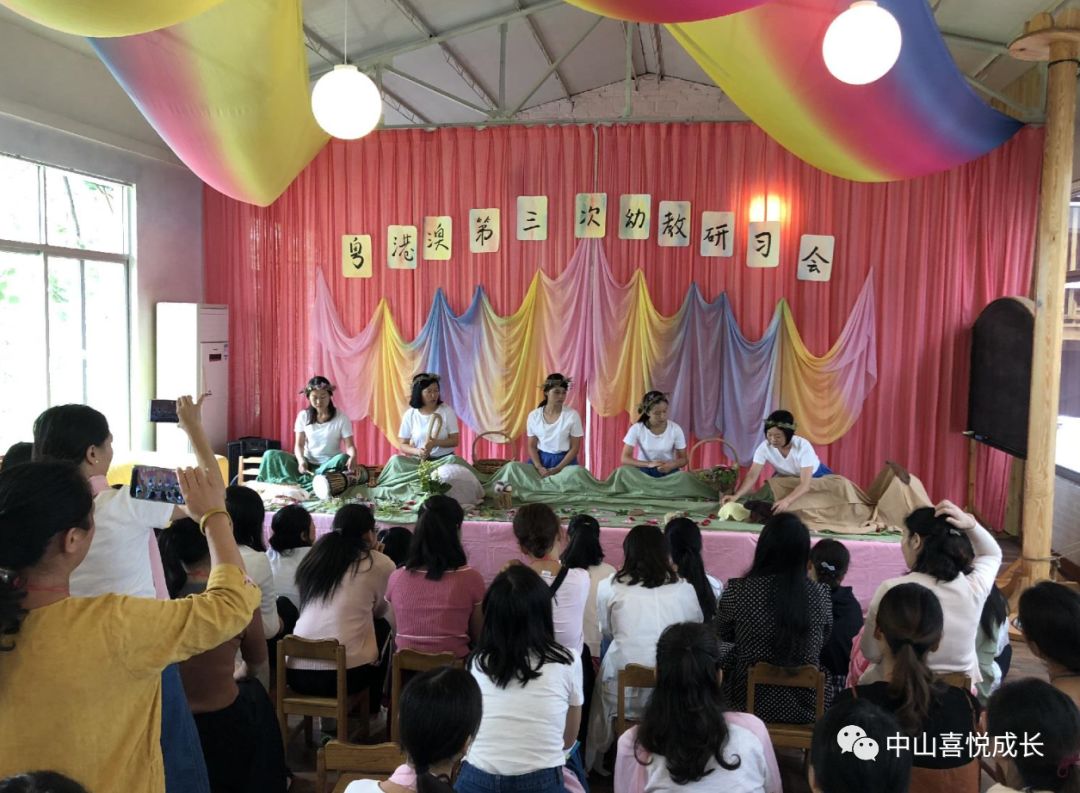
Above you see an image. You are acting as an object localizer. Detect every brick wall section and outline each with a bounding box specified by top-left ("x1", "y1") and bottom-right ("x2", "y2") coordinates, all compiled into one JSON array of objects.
[{"x1": 516, "y1": 76, "x2": 745, "y2": 122}]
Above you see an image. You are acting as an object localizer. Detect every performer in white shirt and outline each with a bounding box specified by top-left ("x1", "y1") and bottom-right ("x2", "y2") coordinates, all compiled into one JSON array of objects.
[
  {"x1": 526, "y1": 373, "x2": 584, "y2": 478},
  {"x1": 621, "y1": 391, "x2": 688, "y2": 477}
]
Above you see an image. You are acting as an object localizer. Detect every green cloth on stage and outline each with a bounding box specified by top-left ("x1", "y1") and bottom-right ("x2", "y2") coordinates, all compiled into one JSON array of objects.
[{"x1": 257, "y1": 450, "x2": 350, "y2": 489}]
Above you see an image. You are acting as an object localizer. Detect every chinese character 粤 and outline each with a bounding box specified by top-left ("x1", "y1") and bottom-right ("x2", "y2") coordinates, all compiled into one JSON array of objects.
[
  {"x1": 348, "y1": 238, "x2": 365, "y2": 269},
  {"x1": 703, "y1": 223, "x2": 730, "y2": 250},
  {"x1": 754, "y1": 231, "x2": 773, "y2": 258},
  {"x1": 426, "y1": 223, "x2": 449, "y2": 252},
  {"x1": 624, "y1": 208, "x2": 646, "y2": 229},
  {"x1": 662, "y1": 211, "x2": 687, "y2": 240},
  {"x1": 522, "y1": 210, "x2": 541, "y2": 232},
  {"x1": 801, "y1": 245, "x2": 830, "y2": 274},
  {"x1": 392, "y1": 233, "x2": 414, "y2": 262},
  {"x1": 475, "y1": 216, "x2": 493, "y2": 245}
]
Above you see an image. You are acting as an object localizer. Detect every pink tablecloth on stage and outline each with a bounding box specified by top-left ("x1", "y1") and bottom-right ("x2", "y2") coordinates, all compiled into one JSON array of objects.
[{"x1": 264, "y1": 514, "x2": 906, "y2": 610}]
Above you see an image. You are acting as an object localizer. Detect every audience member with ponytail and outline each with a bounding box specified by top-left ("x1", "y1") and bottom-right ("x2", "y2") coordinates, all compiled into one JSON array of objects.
[
  {"x1": 225, "y1": 484, "x2": 282, "y2": 639},
  {"x1": 861, "y1": 499, "x2": 1001, "y2": 684},
  {"x1": 715, "y1": 512, "x2": 833, "y2": 723},
  {"x1": 345, "y1": 667, "x2": 482, "y2": 793},
  {"x1": 615, "y1": 622, "x2": 781, "y2": 792},
  {"x1": 286, "y1": 503, "x2": 395, "y2": 708},
  {"x1": 560, "y1": 514, "x2": 615, "y2": 658},
  {"x1": 987, "y1": 678, "x2": 1080, "y2": 793},
  {"x1": 158, "y1": 518, "x2": 287, "y2": 792},
  {"x1": 975, "y1": 584, "x2": 1011, "y2": 704},
  {"x1": 266, "y1": 503, "x2": 313, "y2": 611},
  {"x1": 1018, "y1": 581, "x2": 1080, "y2": 707},
  {"x1": 664, "y1": 517, "x2": 720, "y2": 621},
  {"x1": 0, "y1": 456, "x2": 260, "y2": 793},
  {"x1": 810, "y1": 539, "x2": 863, "y2": 691},
  {"x1": 833, "y1": 582, "x2": 981, "y2": 793},
  {"x1": 385, "y1": 494, "x2": 484, "y2": 659}
]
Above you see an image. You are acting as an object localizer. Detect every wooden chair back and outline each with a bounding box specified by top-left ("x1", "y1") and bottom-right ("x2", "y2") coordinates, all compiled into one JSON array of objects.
[
  {"x1": 316, "y1": 740, "x2": 406, "y2": 793},
  {"x1": 616, "y1": 664, "x2": 657, "y2": 738},
  {"x1": 276, "y1": 635, "x2": 368, "y2": 747},
  {"x1": 238, "y1": 454, "x2": 264, "y2": 483},
  {"x1": 746, "y1": 663, "x2": 826, "y2": 751},
  {"x1": 390, "y1": 649, "x2": 460, "y2": 742}
]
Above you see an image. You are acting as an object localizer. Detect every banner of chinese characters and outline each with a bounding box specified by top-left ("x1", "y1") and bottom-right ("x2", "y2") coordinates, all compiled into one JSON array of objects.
[{"x1": 311, "y1": 239, "x2": 876, "y2": 464}]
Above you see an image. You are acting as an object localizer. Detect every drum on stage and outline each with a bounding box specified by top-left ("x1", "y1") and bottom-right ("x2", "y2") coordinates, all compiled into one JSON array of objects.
[{"x1": 312, "y1": 467, "x2": 368, "y2": 499}]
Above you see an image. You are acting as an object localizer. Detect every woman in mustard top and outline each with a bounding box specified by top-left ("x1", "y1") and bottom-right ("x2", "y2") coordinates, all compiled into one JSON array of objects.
[{"x1": 0, "y1": 399, "x2": 260, "y2": 793}]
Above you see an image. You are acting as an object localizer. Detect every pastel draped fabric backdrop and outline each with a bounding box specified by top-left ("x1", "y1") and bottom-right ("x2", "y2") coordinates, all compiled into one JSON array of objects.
[{"x1": 204, "y1": 123, "x2": 1043, "y2": 527}]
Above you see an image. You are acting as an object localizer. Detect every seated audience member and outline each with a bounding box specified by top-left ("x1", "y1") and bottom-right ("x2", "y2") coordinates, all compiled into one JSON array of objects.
[
  {"x1": 286, "y1": 504, "x2": 395, "y2": 710},
  {"x1": 809, "y1": 698, "x2": 912, "y2": 793},
  {"x1": 266, "y1": 503, "x2": 313, "y2": 619},
  {"x1": 987, "y1": 678, "x2": 1080, "y2": 793},
  {"x1": 665, "y1": 517, "x2": 720, "y2": 620},
  {"x1": 716, "y1": 513, "x2": 833, "y2": 722},
  {"x1": 0, "y1": 461, "x2": 259, "y2": 793},
  {"x1": 861, "y1": 500, "x2": 1001, "y2": 684},
  {"x1": 615, "y1": 622, "x2": 781, "y2": 793},
  {"x1": 0, "y1": 441, "x2": 32, "y2": 471},
  {"x1": 32, "y1": 398, "x2": 219, "y2": 792},
  {"x1": 0, "y1": 772, "x2": 89, "y2": 793},
  {"x1": 560, "y1": 514, "x2": 616, "y2": 659},
  {"x1": 1018, "y1": 581, "x2": 1080, "y2": 706},
  {"x1": 588, "y1": 524, "x2": 703, "y2": 770},
  {"x1": 513, "y1": 503, "x2": 590, "y2": 657},
  {"x1": 225, "y1": 485, "x2": 281, "y2": 639},
  {"x1": 344, "y1": 666, "x2": 482, "y2": 793},
  {"x1": 160, "y1": 518, "x2": 287, "y2": 792},
  {"x1": 457, "y1": 565, "x2": 583, "y2": 793},
  {"x1": 833, "y1": 583, "x2": 981, "y2": 793},
  {"x1": 385, "y1": 495, "x2": 484, "y2": 659},
  {"x1": 976, "y1": 584, "x2": 1011, "y2": 704},
  {"x1": 810, "y1": 539, "x2": 863, "y2": 692},
  {"x1": 379, "y1": 525, "x2": 414, "y2": 568}
]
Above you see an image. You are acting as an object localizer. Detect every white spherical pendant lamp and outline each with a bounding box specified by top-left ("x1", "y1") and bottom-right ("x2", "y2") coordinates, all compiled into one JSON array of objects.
[
  {"x1": 311, "y1": 64, "x2": 383, "y2": 140},
  {"x1": 822, "y1": 1, "x2": 902, "y2": 85}
]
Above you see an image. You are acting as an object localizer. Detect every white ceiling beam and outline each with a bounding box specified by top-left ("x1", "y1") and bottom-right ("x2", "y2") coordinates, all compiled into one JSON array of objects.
[
  {"x1": 384, "y1": 65, "x2": 490, "y2": 116},
  {"x1": 507, "y1": 16, "x2": 604, "y2": 117},
  {"x1": 514, "y1": 0, "x2": 572, "y2": 102},
  {"x1": 653, "y1": 24, "x2": 666, "y2": 81}
]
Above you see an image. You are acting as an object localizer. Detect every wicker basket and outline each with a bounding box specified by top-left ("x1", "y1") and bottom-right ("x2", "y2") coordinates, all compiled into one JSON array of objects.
[
  {"x1": 471, "y1": 430, "x2": 518, "y2": 475},
  {"x1": 688, "y1": 437, "x2": 739, "y2": 495}
]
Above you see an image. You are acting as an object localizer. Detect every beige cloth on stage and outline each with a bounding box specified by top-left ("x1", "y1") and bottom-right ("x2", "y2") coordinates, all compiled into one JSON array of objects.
[{"x1": 768, "y1": 466, "x2": 932, "y2": 534}]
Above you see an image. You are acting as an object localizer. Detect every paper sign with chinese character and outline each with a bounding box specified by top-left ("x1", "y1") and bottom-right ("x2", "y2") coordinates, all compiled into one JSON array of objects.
[
  {"x1": 387, "y1": 225, "x2": 418, "y2": 270},
  {"x1": 700, "y1": 212, "x2": 734, "y2": 257},
  {"x1": 658, "y1": 201, "x2": 691, "y2": 247},
  {"x1": 516, "y1": 196, "x2": 548, "y2": 241},
  {"x1": 619, "y1": 194, "x2": 651, "y2": 240},
  {"x1": 797, "y1": 234, "x2": 834, "y2": 281},
  {"x1": 469, "y1": 209, "x2": 500, "y2": 254},
  {"x1": 342, "y1": 234, "x2": 372, "y2": 278},
  {"x1": 423, "y1": 216, "x2": 452, "y2": 261},
  {"x1": 575, "y1": 193, "x2": 607, "y2": 239},
  {"x1": 747, "y1": 221, "x2": 781, "y2": 268}
]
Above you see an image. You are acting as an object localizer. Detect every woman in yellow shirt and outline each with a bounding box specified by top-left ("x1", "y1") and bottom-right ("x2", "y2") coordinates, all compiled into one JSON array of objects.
[{"x1": 0, "y1": 419, "x2": 260, "y2": 793}]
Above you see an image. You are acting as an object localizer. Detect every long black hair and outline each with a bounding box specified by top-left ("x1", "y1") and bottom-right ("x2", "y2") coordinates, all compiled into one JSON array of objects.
[
  {"x1": 399, "y1": 667, "x2": 483, "y2": 793},
  {"x1": 0, "y1": 442, "x2": 32, "y2": 472},
  {"x1": 904, "y1": 507, "x2": 974, "y2": 583},
  {"x1": 537, "y1": 373, "x2": 571, "y2": 409},
  {"x1": 471, "y1": 565, "x2": 573, "y2": 688},
  {"x1": 664, "y1": 518, "x2": 716, "y2": 621},
  {"x1": 225, "y1": 485, "x2": 266, "y2": 552},
  {"x1": 988, "y1": 679, "x2": 1080, "y2": 793},
  {"x1": 1019, "y1": 581, "x2": 1080, "y2": 673},
  {"x1": 158, "y1": 517, "x2": 210, "y2": 598},
  {"x1": 615, "y1": 525, "x2": 679, "y2": 589},
  {"x1": 810, "y1": 539, "x2": 851, "y2": 590},
  {"x1": 811, "y1": 698, "x2": 911, "y2": 793},
  {"x1": 409, "y1": 373, "x2": 442, "y2": 410},
  {"x1": 979, "y1": 583, "x2": 1008, "y2": 642},
  {"x1": 406, "y1": 495, "x2": 466, "y2": 580},
  {"x1": 296, "y1": 503, "x2": 375, "y2": 609},
  {"x1": 636, "y1": 622, "x2": 740, "y2": 784},
  {"x1": 31, "y1": 404, "x2": 110, "y2": 464},
  {"x1": 0, "y1": 772, "x2": 91, "y2": 793},
  {"x1": 763, "y1": 409, "x2": 795, "y2": 445},
  {"x1": 302, "y1": 375, "x2": 337, "y2": 425},
  {"x1": 269, "y1": 504, "x2": 312, "y2": 553},
  {"x1": 561, "y1": 514, "x2": 605, "y2": 569},
  {"x1": 512, "y1": 503, "x2": 561, "y2": 559},
  {"x1": 745, "y1": 512, "x2": 812, "y2": 664},
  {"x1": 876, "y1": 583, "x2": 945, "y2": 734},
  {"x1": 0, "y1": 462, "x2": 93, "y2": 652}
]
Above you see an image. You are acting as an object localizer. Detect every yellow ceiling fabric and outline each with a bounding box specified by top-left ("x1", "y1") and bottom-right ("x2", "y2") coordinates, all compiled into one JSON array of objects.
[{"x1": 0, "y1": 0, "x2": 226, "y2": 37}]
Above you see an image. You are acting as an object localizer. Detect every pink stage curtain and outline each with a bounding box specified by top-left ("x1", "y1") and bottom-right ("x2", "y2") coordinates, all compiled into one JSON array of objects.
[{"x1": 204, "y1": 123, "x2": 1043, "y2": 528}]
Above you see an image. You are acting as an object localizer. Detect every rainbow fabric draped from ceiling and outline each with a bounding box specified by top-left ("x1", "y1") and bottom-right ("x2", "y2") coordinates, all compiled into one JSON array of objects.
[
  {"x1": 0, "y1": 0, "x2": 226, "y2": 37},
  {"x1": 668, "y1": 0, "x2": 1022, "y2": 181},
  {"x1": 310, "y1": 240, "x2": 877, "y2": 464}
]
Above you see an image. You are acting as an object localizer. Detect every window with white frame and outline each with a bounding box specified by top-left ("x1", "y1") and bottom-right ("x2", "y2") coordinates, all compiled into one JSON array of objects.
[{"x1": 0, "y1": 153, "x2": 133, "y2": 454}]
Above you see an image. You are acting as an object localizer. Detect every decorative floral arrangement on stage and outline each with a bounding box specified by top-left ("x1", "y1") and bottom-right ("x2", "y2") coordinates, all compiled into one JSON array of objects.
[
  {"x1": 417, "y1": 460, "x2": 452, "y2": 496},
  {"x1": 694, "y1": 465, "x2": 738, "y2": 495}
]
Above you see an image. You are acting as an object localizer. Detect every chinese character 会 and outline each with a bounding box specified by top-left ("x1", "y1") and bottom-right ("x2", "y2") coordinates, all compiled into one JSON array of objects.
[{"x1": 801, "y1": 245, "x2": 829, "y2": 273}]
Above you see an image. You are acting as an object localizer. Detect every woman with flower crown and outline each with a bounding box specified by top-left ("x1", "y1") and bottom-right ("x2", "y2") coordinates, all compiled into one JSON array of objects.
[
  {"x1": 526, "y1": 373, "x2": 584, "y2": 478},
  {"x1": 620, "y1": 391, "x2": 689, "y2": 478}
]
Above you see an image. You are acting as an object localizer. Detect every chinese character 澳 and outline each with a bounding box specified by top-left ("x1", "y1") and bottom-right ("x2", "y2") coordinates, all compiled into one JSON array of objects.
[
  {"x1": 426, "y1": 223, "x2": 449, "y2": 252},
  {"x1": 661, "y1": 211, "x2": 687, "y2": 240}
]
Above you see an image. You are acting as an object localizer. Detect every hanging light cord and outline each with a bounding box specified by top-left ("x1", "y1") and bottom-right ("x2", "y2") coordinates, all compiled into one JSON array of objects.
[{"x1": 343, "y1": 1, "x2": 349, "y2": 65}]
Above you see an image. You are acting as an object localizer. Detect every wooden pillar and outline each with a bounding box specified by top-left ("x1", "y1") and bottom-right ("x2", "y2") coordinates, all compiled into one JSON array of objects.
[{"x1": 1010, "y1": 11, "x2": 1080, "y2": 586}]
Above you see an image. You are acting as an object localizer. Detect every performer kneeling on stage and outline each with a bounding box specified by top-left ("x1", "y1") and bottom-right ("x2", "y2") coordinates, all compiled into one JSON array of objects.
[
  {"x1": 526, "y1": 373, "x2": 584, "y2": 478},
  {"x1": 398, "y1": 372, "x2": 460, "y2": 461},
  {"x1": 621, "y1": 391, "x2": 688, "y2": 477}
]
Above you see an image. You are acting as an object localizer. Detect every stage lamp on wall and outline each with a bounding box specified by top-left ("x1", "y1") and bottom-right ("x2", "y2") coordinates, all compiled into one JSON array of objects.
[
  {"x1": 311, "y1": 65, "x2": 383, "y2": 139},
  {"x1": 749, "y1": 195, "x2": 784, "y2": 223},
  {"x1": 822, "y1": 1, "x2": 902, "y2": 85}
]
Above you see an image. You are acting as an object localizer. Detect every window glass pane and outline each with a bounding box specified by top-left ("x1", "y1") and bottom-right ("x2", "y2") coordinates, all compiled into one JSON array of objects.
[
  {"x1": 85, "y1": 260, "x2": 129, "y2": 451},
  {"x1": 0, "y1": 155, "x2": 40, "y2": 244},
  {"x1": 1059, "y1": 203, "x2": 1080, "y2": 472},
  {"x1": 45, "y1": 168, "x2": 127, "y2": 254},
  {"x1": 0, "y1": 252, "x2": 47, "y2": 450},
  {"x1": 47, "y1": 257, "x2": 84, "y2": 408}
]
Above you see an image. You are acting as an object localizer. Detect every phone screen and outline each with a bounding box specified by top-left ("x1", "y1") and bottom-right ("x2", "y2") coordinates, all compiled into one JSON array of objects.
[
  {"x1": 149, "y1": 400, "x2": 179, "y2": 423},
  {"x1": 130, "y1": 465, "x2": 185, "y2": 504}
]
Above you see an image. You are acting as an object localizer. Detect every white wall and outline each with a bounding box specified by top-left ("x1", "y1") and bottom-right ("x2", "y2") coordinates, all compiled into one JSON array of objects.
[{"x1": 0, "y1": 17, "x2": 204, "y2": 451}]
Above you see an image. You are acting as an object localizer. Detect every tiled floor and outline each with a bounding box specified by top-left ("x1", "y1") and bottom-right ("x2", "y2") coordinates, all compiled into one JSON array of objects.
[{"x1": 285, "y1": 537, "x2": 1049, "y2": 793}]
